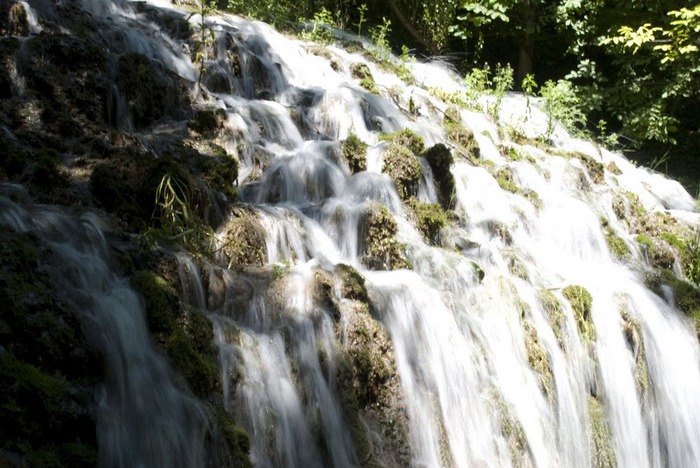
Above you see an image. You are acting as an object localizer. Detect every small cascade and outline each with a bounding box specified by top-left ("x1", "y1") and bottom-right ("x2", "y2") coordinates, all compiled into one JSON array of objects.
[
  {"x1": 4, "y1": 1, "x2": 700, "y2": 467},
  {"x1": 0, "y1": 192, "x2": 209, "y2": 468}
]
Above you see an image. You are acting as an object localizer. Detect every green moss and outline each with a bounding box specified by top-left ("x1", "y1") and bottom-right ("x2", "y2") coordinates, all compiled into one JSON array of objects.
[
  {"x1": 379, "y1": 129, "x2": 425, "y2": 156},
  {"x1": 216, "y1": 408, "x2": 252, "y2": 468},
  {"x1": 491, "y1": 390, "x2": 528, "y2": 464},
  {"x1": 363, "y1": 204, "x2": 412, "y2": 270},
  {"x1": 0, "y1": 353, "x2": 98, "y2": 467},
  {"x1": 350, "y1": 63, "x2": 378, "y2": 93},
  {"x1": 341, "y1": 133, "x2": 368, "y2": 174},
  {"x1": 117, "y1": 53, "x2": 183, "y2": 127},
  {"x1": 538, "y1": 289, "x2": 566, "y2": 348},
  {"x1": 410, "y1": 198, "x2": 447, "y2": 245},
  {"x1": 521, "y1": 318, "x2": 553, "y2": 400},
  {"x1": 188, "y1": 108, "x2": 227, "y2": 136},
  {"x1": 600, "y1": 219, "x2": 630, "y2": 260},
  {"x1": 620, "y1": 309, "x2": 649, "y2": 396},
  {"x1": 442, "y1": 108, "x2": 480, "y2": 160},
  {"x1": 359, "y1": 77, "x2": 379, "y2": 94},
  {"x1": 199, "y1": 147, "x2": 238, "y2": 200},
  {"x1": 335, "y1": 264, "x2": 369, "y2": 303},
  {"x1": 382, "y1": 143, "x2": 421, "y2": 202},
  {"x1": 131, "y1": 270, "x2": 219, "y2": 398},
  {"x1": 606, "y1": 162, "x2": 622, "y2": 175},
  {"x1": 588, "y1": 397, "x2": 616, "y2": 468},
  {"x1": 646, "y1": 269, "x2": 700, "y2": 337},
  {"x1": 495, "y1": 167, "x2": 541, "y2": 208},
  {"x1": 423, "y1": 143, "x2": 456, "y2": 210},
  {"x1": 350, "y1": 62, "x2": 372, "y2": 80},
  {"x1": 563, "y1": 285, "x2": 596, "y2": 346}
]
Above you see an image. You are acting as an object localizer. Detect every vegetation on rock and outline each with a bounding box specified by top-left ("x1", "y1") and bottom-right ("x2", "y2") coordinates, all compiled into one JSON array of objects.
[
  {"x1": 362, "y1": 203, "x2": 411, "y2": 270},
  {"x1": 341, "y1": 133, "x2": 368, "y2": 174}
]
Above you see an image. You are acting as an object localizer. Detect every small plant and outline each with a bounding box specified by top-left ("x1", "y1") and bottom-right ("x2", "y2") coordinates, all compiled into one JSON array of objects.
[
  {"x1": 521, "y1": 73, "x2": 538, "y2": 118},
  {"x1": 355, "y1": 3, "x2": 367, "y2": 36},
  {"x1": 153, "y1": 173, "x2": 211, "y2": 252},
  {"x1": 487, "y1": 63, "x2": 513, "y2": 118},
  {"x1": 463, "y1": 64, "x2": 490, "y2": 111},
  {"x1": 189, "y1": 1, "x2": 216, "y2": 86},
  {"x1": 539, "y1": 79, "x2": 586, "y2": 140},
  {"x1": 397, "y1": 45, "x2": 415, "y2": 83},
  {"x1": 368, "y1": 18, "x2": 392, "y2": 64},
  {"x1": 301, "y1": 7, "x2": 335, "y2": 44}
]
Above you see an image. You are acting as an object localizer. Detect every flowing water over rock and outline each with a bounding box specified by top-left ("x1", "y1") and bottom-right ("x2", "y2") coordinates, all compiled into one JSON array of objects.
[{"x1": 3, "y1": 0, "x2": 700, "y2": 467}]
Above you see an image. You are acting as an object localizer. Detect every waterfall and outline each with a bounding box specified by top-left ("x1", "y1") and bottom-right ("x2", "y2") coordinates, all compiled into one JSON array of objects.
[
  {"x1": 0, "y1": 191, "x2": 209, "y2": 468},
  {"x1": 3, "y1": 0, "x2": 700, "y2": 467}
]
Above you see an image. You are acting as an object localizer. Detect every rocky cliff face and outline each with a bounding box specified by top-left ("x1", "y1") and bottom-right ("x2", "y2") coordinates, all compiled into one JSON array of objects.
[{"x1": 2, "y1": 1, "x2": 700, "y2": 467}]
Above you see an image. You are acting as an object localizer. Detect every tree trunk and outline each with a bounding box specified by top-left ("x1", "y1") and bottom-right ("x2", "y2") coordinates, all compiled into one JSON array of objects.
[
  {"x1": 517, "y1": 2, "x2": 537, "y2": 85},
  {"x1": 384, "y1": 0, "x2": 439, "y2": 55}
]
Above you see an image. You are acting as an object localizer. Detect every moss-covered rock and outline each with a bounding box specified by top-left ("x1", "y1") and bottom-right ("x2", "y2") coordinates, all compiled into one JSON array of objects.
[
  {"x1": 219, "y1": 208, "x2": 267, "y2": 270},
  {"x1": 335, "y1": 263, "x2": 369, "y2": 303},
  {"x1": 442, "y1": 109, "x2": 480, "y2": 160},
  {"x1": 422, "y1": 143, "x2": 456, "y2": 210},
  {"x1": 555, "y1": 151, "x2": 605, "y2": 185},
  {"x1": 341, "y1": 133, "x2": 368, "y2": 174},
  {"x1": 563, "y1": 285, "x2": 596, "y2": 351},
  {"x1": 350, "y1": 62, "x2": 378, "y2": 93},
  {"x1": 7, "y1": 2, "x2": 29, "y2": 36},
  {"x1": 334, "y1": 300, "x2": 411, "y2": 467},
  {"x1": 131, "y1": 270, "x2": 219, "y2": 398},
  {"x1": 493, "y1": 166, "x2": 540, "y2": 207},
  {"x1": 379, "y1": 128, "x2": 425, "y2": 156},
  {"x1": 409, "y1": 198, "x2": 447, "y2": 245},
  {"x1": 646, "y1": 269, "x2": 700, "y2": 337},
  {"x1": 216, "y1": 408, "x2": 252, "y2": 468},
  {"x1": 362, "y1": 204, "x2": 411, "y2": 270},
  {"x1": 188, "y1": 107, "x2": 228, "y2": 136},
  {"x1": 382, "y1": 143, "x2": 421, "y2": 202},
  {"x1": 0, "y1": 229, "x2": 100, "y2": 467},
  {"x1": 588, "y1": 397, "x2": 616, "y2": 468},
  {"x1": 600, "y1": 218, "x2": 630, "y2": 261},
  {"x1": 538, "y1": 289, "x2": 566, "y2": 349},
  {"x1": 198, "y1": 146, "x2": 238, "y2": 201},
  {"x1": 117, "y1": 52, "x2": 187, "y2": 128},
  {"x1": 620, "y1": 309, "x2": 649, "y2": 396},
  {"x1": 491, "y1": 389, "x2": 530, "y2": 466}
]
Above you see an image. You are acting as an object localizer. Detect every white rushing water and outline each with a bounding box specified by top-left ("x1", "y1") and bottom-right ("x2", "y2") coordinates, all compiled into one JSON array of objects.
[{"x1": 9, "y1": 0, "x2": 700, "y2": 466}]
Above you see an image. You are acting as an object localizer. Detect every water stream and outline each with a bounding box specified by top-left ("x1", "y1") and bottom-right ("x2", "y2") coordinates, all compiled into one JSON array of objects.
[{"x1": 5, "y1": 0, "x2": 700, "y2": 466}]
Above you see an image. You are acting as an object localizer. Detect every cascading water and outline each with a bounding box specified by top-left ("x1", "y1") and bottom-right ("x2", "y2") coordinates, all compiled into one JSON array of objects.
[
  {"x1": 0, "y1": 188, "x2": 210, "y2": 467},
  {"x1": 4, "y1": 0, "x2": 700, "y2": 467}
]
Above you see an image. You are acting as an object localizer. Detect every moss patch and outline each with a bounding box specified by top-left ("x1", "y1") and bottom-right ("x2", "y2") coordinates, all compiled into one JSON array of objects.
[
  {"x1": 341, "y1": 133, "x2": 368, "y2": 174},
  {"x1": 131, "y1": 270, "x2": 219, "y2": 398},
  {"x1": 588, "y1": 397, "x2": 616, "y2": 468},
  {"x1": 188, "y1": 107, "x2": 228, "y2": 136},
  {"x1": 538, "y1": 289, "x2": 566, "y2": 349},
  {"x1": 379, "y1": 128, "x2": 425, "y2": 156},
  {"x1": 620, "y1": 309, "x2": 649, "y2": 396},
  {"x1": 382, "y1": 143, "x2": 421, "y2": 202},
  {"x1": 409, "y1": 198, "x2": 447, "y2": 245},
  {"x1": 563, "y1": 285, "x2": 596, "y2": 354},
  {"x1": 362, "y1": 204, "x2": 411, "y2": 270},
  {"x1": 646, "y1": 269, "x2": 700, "y2": 337},
  {"x1": 0, "y1": 229, "x2": 100, "y2": 467},
  {"x1": 442, "y1": 108, "x2": 480, "y2": 160}
]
